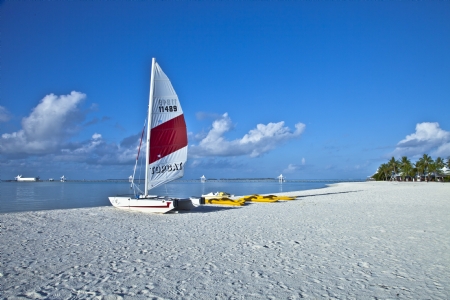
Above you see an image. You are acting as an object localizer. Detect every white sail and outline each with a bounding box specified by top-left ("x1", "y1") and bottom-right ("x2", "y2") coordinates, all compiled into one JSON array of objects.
[{"x1": 146, "y1": 61, "x2": 188, "y2": 192}]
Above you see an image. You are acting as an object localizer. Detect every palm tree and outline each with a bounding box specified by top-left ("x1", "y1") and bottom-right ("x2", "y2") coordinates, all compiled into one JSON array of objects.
[
  {"x1": 372, "y1": 166, "x2": 381, "y2": 181},
  {"x1": 417, "y1": 154, "x2": 434, "y2": 181},
  {"x1": 400, "y1": 156, "x2": 413, "y2": 181},
  {"x1": 382, "y1": 163, "x2": 391, "y2": 181},
  {"x1": 370, "y1": 168, "x2": 379, "y2": 181},
  {"x1": 375, "y1": 163, "x2": 390, "y2": 181},
  {"x1": 428, "y1": 161, "x2": 438, "y2": 181},
  {"x1": 388, "y1": 157, "x2": 400, "y2": 180},
  {"x1": 416, "y1": 159, "x2": 425, "y2": 181},
  {"x1": 435, "y1": 157, "x2": 445, "y2": 171},
  {"x1": 446, "y1": 157, "x2": 450, "y2": 182},
  {"x1": 434, "y1": 157, "x2": 445, "y2": 181},
  {"x1": 409, "y1": 163, "x2": 417, "y2": 180}
]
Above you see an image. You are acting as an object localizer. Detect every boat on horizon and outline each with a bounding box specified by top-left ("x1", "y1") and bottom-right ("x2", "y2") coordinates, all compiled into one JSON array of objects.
[
  {"x1": 108, "y1": 58, "x2": 203, "y2": 213},
  {"x1": 15, "y1": 175, "x2": 39, "y2": 182}
]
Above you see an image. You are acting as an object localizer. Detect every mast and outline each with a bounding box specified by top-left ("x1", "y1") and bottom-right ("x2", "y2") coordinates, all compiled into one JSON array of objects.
[{"x1": 145, "y1": 57, "x2": 156, "y2": 197}]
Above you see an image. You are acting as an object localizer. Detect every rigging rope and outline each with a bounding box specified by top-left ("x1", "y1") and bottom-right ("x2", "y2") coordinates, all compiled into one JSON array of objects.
[{"x1": 131, "y1": 119, "x2": 147, "y2": 196}]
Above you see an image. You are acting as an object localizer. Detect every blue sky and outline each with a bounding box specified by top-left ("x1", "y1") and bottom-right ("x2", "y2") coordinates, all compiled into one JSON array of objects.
[{"x1": 1, "y1": 1, "x2": 449, "y2": 180}]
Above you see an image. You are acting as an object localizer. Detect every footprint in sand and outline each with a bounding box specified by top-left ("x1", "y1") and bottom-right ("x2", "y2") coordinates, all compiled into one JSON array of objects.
[
  {"x1": 251, "y1": 245, "x2": 263, "y2": 249},
  {"x1": 357, "y1": 262, "x2": 370, "y2": 269}
]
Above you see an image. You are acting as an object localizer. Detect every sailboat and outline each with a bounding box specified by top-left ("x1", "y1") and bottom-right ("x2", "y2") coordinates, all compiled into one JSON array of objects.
[
  {"x1": 109, "y1": 58, "x2": 203, "y2": 213},
  {"x1": 15, "y1": 175, "x2": 39, "y2": 182}
]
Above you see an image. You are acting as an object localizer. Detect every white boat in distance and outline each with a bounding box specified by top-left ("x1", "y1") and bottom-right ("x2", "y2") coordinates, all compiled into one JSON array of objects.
[
  {"x1": 15, "y1": 175, "x2": 39, "y2": 182},
  {"x1": 109, "y1": 58, "x2": 203, "y2": 213}
]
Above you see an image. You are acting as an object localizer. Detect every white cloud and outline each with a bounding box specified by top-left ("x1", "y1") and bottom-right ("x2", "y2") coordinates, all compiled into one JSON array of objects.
[
  {"x1": 0, "y1": 91, "x2": 145, "y2": 168},
  {"x1": 283, "y1": 158, "x2": 307, "y2": 174},
  {"x1": 398, "y1": 122, "x2": 449, "y2": 147},
  {"x1": 0, "y1": 92, "x2": 156, "y2": 178},
  {"x1": 0, "y1": 106, "x2": 12, "y2": 122},
  {"x1": 284, "y1": 164, "x2": 299, "y2": 173},
  {"x1": 190, "y1": 113, "x2": 305, "y2": 158},
  {"x1": 71, "y1": 135, "x2": 103, "y2": 155},
  {"x1": 436, "y1": 142, "x2": 450, "y2": 157},
  {"x1": 391, "y1": 122, "x2": 450, "y2": 157},
  {"x1": 0, "y1": 91, "x2": 87, "y2": 155},
  {"x1": 57, "y1": 133, "x2": 140, "y2": 165}
]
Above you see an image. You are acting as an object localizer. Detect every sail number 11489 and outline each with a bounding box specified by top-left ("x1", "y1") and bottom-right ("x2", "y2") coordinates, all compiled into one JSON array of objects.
[
  {"x1": 157, "y1": 99, "x2": 178, "y2": 113},
  {"x1": 158, "y1": 105, "x2": 177, "y2": 113}
]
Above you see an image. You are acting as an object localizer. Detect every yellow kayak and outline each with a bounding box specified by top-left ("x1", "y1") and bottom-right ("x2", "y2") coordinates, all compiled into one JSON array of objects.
[
  {"x1": 272, "y1": 195, "x2": 296, "y2": 201},
  {"x1": 204, "y1": 198, "x2": 245, "y2": 206},
  {"x1": 239, "y1": 195, "x2": 278, "y2": 203},
  {"x1": 203, "y1": 193, "x2": 296, "y2": 205},
  {"x1": 239, "y1": 194, "x2": 296, "y2": 202}
]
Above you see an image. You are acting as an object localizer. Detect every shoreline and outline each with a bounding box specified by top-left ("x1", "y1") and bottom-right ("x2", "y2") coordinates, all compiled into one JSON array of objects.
[
  {"x1": 0, "y1": 180, "x2": 331, "y2": 215},
  {"x1": 1, "y1": 182, "x2": 449, "y2": 299}
]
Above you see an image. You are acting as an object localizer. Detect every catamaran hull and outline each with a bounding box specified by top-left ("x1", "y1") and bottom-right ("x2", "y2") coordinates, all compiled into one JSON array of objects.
[
  {"x1": 176, "y1": 197, "x2": 205, "y2": 210},
  {"x1": 108, "y1": 196, "x2": 177, "y2": 214},
  {"x1": 108, "y1": 196, "x2": 204, "y2": 214}
]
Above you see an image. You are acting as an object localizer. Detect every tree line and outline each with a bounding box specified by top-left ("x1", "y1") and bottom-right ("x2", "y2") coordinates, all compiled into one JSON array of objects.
[{"x1": 372, "y1": 154, "x2": 450, "y2": 181}]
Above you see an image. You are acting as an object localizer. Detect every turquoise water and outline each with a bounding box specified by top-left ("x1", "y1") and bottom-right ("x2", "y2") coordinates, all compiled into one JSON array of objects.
[{"x1": 0, "y1": 180, "x2": 333, "y2": 214}]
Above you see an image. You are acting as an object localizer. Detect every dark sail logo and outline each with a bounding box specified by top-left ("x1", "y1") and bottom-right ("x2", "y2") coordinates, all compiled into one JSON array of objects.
[{"x1": 151, "y1": 162, "x2": 183, "y2": 174}]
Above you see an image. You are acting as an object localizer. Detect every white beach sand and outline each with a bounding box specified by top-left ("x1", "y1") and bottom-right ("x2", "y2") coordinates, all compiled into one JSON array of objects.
[{"x1": 1, "y1": 182, "x2": 449, "y2": 299}]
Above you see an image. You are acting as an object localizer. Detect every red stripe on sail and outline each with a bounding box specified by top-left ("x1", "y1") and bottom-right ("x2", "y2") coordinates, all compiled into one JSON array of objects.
[{"x1": 150, "y1": 114, "x2": 187, "y2": 164}]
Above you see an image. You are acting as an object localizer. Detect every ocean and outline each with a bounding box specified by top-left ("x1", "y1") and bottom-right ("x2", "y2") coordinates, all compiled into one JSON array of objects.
[{"x1": 0, "y1": 180, "x2": 340, "y2": 214}]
